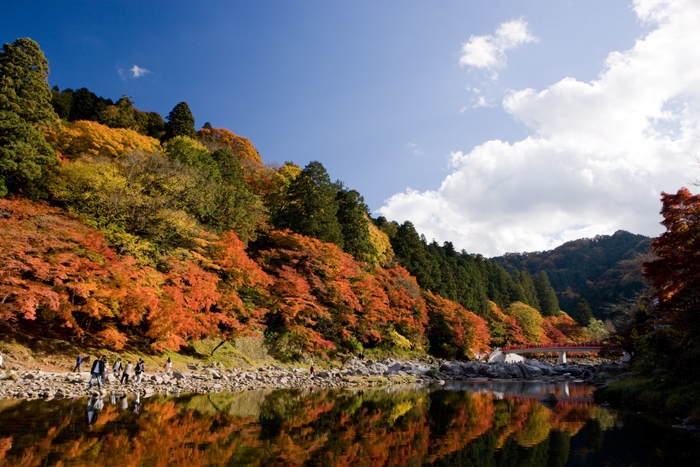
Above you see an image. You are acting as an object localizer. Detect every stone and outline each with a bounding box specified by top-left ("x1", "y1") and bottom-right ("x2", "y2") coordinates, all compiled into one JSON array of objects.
[{"x1": 172, "y1": 370, "x2": 186, "y2": 380}]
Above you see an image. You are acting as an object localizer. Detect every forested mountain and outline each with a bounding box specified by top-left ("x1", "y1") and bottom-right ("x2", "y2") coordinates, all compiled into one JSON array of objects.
[
  {"x1": 0, "y1": 37, "x2": 605, "y2": 361},
  {"x1": 493, "y1": 231, "x2": 652, "y2": 322}
]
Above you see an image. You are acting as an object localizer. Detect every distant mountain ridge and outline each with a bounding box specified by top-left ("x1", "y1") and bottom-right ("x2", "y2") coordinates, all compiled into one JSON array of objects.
[{"x1": 493, "y1": 230, "x2": 652, "y2": 320}]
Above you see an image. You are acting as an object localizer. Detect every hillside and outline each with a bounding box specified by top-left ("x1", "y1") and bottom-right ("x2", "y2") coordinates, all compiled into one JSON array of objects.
[
  {"x1": 0, "y1": 37, "x2": 600, "y2": 362},
  {"x1": 494, "y1": 231, "x2": 652, "y2": 322}
]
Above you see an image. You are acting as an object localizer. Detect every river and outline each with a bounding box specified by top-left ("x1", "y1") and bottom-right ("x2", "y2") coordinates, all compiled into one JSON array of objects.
[{"x1": 0, "y1": 381, "x2": 697, "y2": 466}]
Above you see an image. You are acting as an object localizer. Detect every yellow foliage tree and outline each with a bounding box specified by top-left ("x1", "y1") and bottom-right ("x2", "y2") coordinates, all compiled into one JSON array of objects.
[
  {"x1": 197, "y1": 126, "x2": 262, "y2": 164},
  {"x1": 45, "y1": 120, "x2": 161, "y2": 159},
  {"x1": 368, "y1": 219, "x2": 394, "y2": 266},
  {"x1": 505, "y1": 301, "x2": 544, "y2": 344}
]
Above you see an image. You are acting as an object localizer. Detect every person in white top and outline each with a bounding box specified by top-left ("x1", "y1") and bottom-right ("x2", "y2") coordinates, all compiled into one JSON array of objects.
[{"x1": 164, "y1": 357, "x2": 172, "y2": 374}]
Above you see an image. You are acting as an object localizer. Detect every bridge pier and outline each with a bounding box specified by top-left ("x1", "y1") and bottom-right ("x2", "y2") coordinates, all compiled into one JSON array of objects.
[{"x1": 558, "y1": 351, "x2": 567, "y2": 365}]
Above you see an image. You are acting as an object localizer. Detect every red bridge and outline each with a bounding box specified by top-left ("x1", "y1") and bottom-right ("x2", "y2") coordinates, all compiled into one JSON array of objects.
[{"x1": 499, "y1": 342, "x2": 621, "y2": 364}]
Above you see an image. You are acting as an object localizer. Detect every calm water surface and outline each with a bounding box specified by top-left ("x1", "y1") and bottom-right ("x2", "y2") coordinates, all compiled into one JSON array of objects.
[{"x1": 0, "y1": 381, "x2": 697, "y2": 466}]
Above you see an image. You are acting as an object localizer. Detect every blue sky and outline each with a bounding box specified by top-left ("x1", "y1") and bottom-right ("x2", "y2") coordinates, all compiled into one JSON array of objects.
[{"x1": 4, "y1": 1, "x2": 699, "y2": 256}]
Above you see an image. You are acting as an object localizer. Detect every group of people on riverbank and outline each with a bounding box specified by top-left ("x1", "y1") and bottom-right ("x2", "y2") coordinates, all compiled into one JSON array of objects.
[{"x1": 74, "y1": 354, "x2": 173, "y2": 390}]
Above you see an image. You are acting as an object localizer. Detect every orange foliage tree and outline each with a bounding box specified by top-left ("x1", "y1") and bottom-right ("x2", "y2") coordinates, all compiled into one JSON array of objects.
[
  {"x1": 0, "y1": 197, "x2": 271, "y2": 351},
  {"x1": 197, "y1": 126, "x2": 262, "y2": 164},
  {"x1": 254, "y1": 230, "x2": 431, "y2": 358},
  {"x1": 424, "y1": 291, "x2": 491, "y2": 359}
]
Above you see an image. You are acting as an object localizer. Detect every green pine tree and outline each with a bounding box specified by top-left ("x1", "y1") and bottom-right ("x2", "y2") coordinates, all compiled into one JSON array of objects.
[
  {"x1": 515, "y1": 269, "x2": 541, "y2": 310},
  {"x1": 336, "y1": 188, "x2": 377, "y2": 262},
  {"x1": 574, "y1": 298, "x2": 593, "y2": 326},
  {"x1": 534, "y1": 270, "x2": 560, "y2": 316},
  {"x1": 390, "y1": 221, "x2": 440, "y2": 290},
  {"x1": 273, "y1": 160, "x2": 344, "y2": 247},
  {"x1": 163, "y1": 101, "x2": 196, "y2": 141},
  {"x1": 0, "y1": 37, "x2": 59, "y2": 198}
]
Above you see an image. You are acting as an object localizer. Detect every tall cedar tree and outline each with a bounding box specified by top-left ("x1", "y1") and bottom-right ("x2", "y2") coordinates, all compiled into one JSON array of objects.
[
  {"x1": 574, "y1": 298, "x2": 593, "y2": 326},
  {"x1": 336, "y1": 188, "x2": 377, "y2": 263},
  {"x1": 391, "y1": 221, "x2": 440, "y2": 290},
  {"x1": 0, "y1": 38, "x2": 58, "y2": 198},
  {"x1": 515, "y1": 269, "x2": 540, "y2": 311},
  {"x1": 163, "y1": 101, "x2": 196, "y2": 141},
  {"x1": 273, "y1": 161, "x2": 344, "y2": 247},
  {"x1": 533, "y1": 270, "x2": 560, "y2": 316}
]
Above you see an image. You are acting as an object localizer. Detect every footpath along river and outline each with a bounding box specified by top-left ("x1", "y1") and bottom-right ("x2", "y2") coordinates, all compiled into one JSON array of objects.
[{"x1": 0, "y1": 379, "x2": 698, "y2": 466}]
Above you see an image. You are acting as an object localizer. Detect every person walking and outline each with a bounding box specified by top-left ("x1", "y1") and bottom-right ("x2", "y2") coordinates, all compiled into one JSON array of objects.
[
  {"x1": 113, "y1": 357, "x2": 122, "y2": 377},
  {"x1": 164, "y1": 357, "x2": 172, "y2": 374},
  {"x1": 88, "y1": 355, "x2": 105, "y2": 390},
  {"x1": 121, "y1": 361, "x2": 133, "y2": 384},
  {"x1": 134, "y1": 358, "x2": 145, "y2": 383},
  {"x1": 101, "y1": 355, "x2": 109, "y2": 383},
  {"x1": 73, "y1": 355, "x2": 83, "y2": 372}
]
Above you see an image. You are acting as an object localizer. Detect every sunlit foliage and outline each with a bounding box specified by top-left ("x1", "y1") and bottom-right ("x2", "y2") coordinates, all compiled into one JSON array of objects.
[
  {"x1": 45, "y1": 120, "x2": 160, "y2": 160},
  {"x1": 197, "y1": 126, "x2": 262, "y2": 164}
]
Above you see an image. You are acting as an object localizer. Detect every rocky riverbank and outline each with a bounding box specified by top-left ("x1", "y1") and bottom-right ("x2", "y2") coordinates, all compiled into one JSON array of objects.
[{"x1": 0, "y1": 357, "x2": 628, "y2": 400}]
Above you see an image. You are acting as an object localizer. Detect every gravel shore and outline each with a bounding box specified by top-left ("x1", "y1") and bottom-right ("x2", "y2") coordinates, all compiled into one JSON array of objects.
[{"x1": 0, "y1": 357, "x2": 627, "y2": 400}]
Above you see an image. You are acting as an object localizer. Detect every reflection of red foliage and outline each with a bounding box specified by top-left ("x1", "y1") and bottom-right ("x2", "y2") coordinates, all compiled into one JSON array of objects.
[{"x1": 0, "y1": 388, "x2": 607, "y2": 467}]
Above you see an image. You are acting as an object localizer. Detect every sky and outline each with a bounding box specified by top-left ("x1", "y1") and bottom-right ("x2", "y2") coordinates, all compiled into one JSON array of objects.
[{"x1": 3, "y1": 0, "x2": 699, "y2": 257}]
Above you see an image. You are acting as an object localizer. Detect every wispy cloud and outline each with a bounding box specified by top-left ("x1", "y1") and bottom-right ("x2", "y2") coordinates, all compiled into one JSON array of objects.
[
  {"x1": 130, "y1": 65, "x2": 150, "y2": 78},
  {"x1": 407, "y1": 143, "x2": 427, "y2": 157},
  {"x1": 459, "y1": 18, "x2": 538, "y2": 78}
]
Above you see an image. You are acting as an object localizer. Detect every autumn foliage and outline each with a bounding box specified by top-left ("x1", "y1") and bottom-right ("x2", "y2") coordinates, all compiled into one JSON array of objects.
[
  {"x1": 0, "y1": 197, "x2": 270, "y2": 351},
  {"x1": 197, "y1": 126, "x2": 262, "y2": 164},
  {"x1": 45, "y1": 120, "x2": 161, "y2": 160},
  {"x1": 643, "y1": 188, "x2": 700, "y2": 311}
]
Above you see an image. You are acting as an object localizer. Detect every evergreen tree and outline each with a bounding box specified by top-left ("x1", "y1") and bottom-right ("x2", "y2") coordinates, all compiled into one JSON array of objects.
[
  {"x1": 68, "y1": 87, "x2": 105, "y2": 121},
  {"x1": 454, "y1": 254, "x2": 490, "y2": 316},
  {"x1": 515, "y1": 269, "x2": 540, "y2": 310},
  {"x1": 163, "y1": 101, "x2": 196, "y2": 141},
  {"x1": 50, "y1": 85, "x2": 73, "y2": 119},
  {"x1": 574, "y1": 298, "x2": 593, "y2": 326},
  {"x1": 0, "y1": 37, "x2": 59, "y2": 198},
  {"x1": 391, "y1": 221, "x2": 440, "y2": 289},
  {"x1": 336, "y1": 188, "x2": 377, "y2": 262},
  {"x1": 484, "y1": 262, "x2": 523, "y2": 309},
  {"x1": 273, "y1": 161, "x2": 344, "y2": 247},
  {"x1": 373, "y1": 216, "x2": 398, "y2": 239},
  {"x1": 534, "y1": 270, "x2": 560, "y2": 316}
]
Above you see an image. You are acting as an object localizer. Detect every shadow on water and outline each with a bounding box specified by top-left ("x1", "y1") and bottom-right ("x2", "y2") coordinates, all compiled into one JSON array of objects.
[{"x1": 0, "y1": 382, "x2": 697, "y2": 466}]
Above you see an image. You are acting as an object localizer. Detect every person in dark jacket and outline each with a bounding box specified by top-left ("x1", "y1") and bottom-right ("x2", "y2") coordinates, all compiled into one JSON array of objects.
[
  {"x1": 88, "y1": 355, "x2": 106, "y2": 389},
  {"x1": 73, "y1": 355, "x2": 83, "y2": 372},
  {"x1": 134, "y1": 358, "x2": 145, "y2": 383}
]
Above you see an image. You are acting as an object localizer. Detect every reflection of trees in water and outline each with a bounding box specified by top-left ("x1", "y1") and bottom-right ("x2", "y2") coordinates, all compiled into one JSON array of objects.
[{"x1": 0, "y1": 388, "x2": 633, "y2": 467}]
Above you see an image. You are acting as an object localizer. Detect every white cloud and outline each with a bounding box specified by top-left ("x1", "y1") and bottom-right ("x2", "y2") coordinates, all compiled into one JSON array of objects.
[
  {"x1": 130, "y1": 65, "x2": 150, "y2": 78},
  {"x1": 459, "y1": 18, "x2": 538, "y2": 75},
  {"x1": 379, "y1": 0, "x2": 700, "y2": 257},
  {"x1": 473, "y1": 96, "x2": 489, "y2": 108}
]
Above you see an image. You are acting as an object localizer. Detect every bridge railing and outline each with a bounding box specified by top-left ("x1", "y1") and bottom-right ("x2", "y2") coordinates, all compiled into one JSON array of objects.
[{"x1": 500, "y1": 342, "x2": 621, "y2": 352}]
